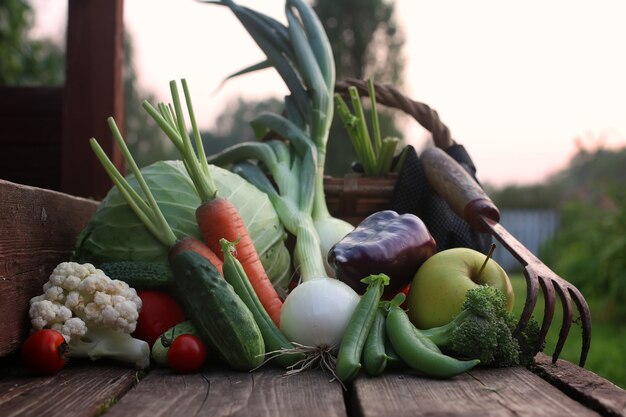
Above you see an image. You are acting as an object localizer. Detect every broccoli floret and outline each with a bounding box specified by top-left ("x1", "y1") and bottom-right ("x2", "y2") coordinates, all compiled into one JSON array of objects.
[{"x1": 420, "y1": 285, "x2": 542, "y2": 367}]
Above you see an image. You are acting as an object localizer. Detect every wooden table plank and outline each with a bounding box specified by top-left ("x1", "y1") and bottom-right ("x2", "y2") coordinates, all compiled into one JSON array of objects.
[
  {"x1": 350, "y1": 366, "x2": 601, "y2": 417},
  {"x1": 104, "y1": 367, "x2": 347, "y2": 417},
  {"x1": 0, "y1": 364, "x2": 137, "y2": 417},
  {"x1": 532, "y1": 354, "x2": 626, "y2": 417}
]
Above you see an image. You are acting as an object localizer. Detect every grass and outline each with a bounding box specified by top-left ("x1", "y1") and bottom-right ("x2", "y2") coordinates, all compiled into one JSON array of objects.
[{"x1": 510, "y1": 274, "x2": 626, "y2": 389}]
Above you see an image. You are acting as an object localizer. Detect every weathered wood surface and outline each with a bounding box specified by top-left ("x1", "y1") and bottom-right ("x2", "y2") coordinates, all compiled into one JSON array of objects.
[
  {"x1": 1, "y1": 362, "x2": 623, "y2": 417},
  {"x1": 0, "y1": 179, "x2": 624, "y2": 416},
  {"x1": 351, "y1": 366, "x2": 602, "y2": 417},
  {"x1": 0, "y1": 364, "x2": 137, "y2": 417},
  {"x1": 105, "y1": 368, "x2": 347, "y2": 417},
  {"x1": 0, "y1": 180, "x2": 99, "y2": 356},
  {"x1": 533, "y1": 353, "x2": 626, "y2": 417}
]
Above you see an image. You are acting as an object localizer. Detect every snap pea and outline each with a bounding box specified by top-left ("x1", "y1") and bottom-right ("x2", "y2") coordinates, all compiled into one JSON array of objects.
[
  {"x1": 386, "y1": 305, "x2": 480, "y2": 378},
  {"x1": 414, "y1": 326, "x2": 442, "y2": 353},
  {"x1": 335, "y1": 274, "x2": 389, "y2": 383},
  {"x1": 384, "y1": 336, "x2": 404, "y2": 369},
  {"x1": 362, "y1": 307, "x2": 388, "y2": 376}
]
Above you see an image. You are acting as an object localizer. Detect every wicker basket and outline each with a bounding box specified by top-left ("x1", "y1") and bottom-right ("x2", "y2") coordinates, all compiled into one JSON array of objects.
[
  {"x1": 324, "y1": 173, "x2": 397, "y2": 226},
  {"x1": 324, "y1": 79, "x2": 456, "y2": 225}
]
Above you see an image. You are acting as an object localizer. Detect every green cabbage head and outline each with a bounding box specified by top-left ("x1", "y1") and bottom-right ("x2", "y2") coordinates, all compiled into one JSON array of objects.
[{"x1": 73, "y1": 160, "x2": 291, "y2": 293}]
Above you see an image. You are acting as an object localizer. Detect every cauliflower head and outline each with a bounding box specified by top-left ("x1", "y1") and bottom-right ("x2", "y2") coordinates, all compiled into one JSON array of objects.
[
  {"x1": 30, "y1": 261, "x2": 142, "y2": 340},
  {"x1": 29, "y1": 262, "x2": 149, "y2": 369}
]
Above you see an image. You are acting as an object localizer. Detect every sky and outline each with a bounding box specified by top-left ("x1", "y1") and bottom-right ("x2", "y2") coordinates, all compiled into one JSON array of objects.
[{"x1": 31, "y1": 0, "x2": 626, "y2": 187}]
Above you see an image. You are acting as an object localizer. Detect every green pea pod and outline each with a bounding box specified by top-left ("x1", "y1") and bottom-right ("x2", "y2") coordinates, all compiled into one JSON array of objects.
[
  {"x1": 362, "y1": 307, "x2": 388, "y2": 376},
  {"x1": 413, "y1": 326, "x2": 442, "y2": 353},
  {"x1": 386, "y1": 305, "x2": 480, "y2": 378},
  {"x1": 220, "y1": 239, "x2": 303, "y2": 369},
  {"x1": 384, "y1": 336, "x2": 404, "y2": 369},
  {"x1": 336, "y1": 274, "x2": 389, "y2": 383}
]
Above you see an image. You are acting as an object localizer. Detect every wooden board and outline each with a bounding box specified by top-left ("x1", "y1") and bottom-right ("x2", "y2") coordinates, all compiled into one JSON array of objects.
[
  {"x1": 532, "y1": 353, "x2": 626, "y2": 416},
  {"x1": 104, "y1": 368, "x2": 347, "y2": 417},
  {"x1": 0, "y1": 364, "x2": 137, "y2": 417},
  {"x1": 350, "y1": 366, "x2": 602, "y2": 417},
  {"x1": 0, "y1": 180, "x2": 99, "y2": 356}
]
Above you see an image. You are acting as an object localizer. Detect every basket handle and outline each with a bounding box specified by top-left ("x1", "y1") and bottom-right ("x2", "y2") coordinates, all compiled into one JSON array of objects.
[{"x1": 334, "y1": 78, "x2": 456, "y2": 150}]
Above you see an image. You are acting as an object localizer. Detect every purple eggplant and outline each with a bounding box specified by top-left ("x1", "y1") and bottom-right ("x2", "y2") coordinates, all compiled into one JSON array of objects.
[{"x1": 327, "y1": 210, "x2": 437, "y2": 296}]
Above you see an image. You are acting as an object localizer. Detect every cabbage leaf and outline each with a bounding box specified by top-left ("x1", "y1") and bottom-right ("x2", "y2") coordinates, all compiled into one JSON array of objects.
[{"x1": 73, "y1": 160, "x2": 291, "y2": 293}]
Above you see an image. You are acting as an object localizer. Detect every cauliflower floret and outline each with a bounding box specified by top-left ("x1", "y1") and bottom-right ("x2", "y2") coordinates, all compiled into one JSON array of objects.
[
  {"x1": 29, "y1": 299, "x2": 72, "y2": 331},
  {"x1": 28, "y1": 261, "x2": 149, "y2": 369}
]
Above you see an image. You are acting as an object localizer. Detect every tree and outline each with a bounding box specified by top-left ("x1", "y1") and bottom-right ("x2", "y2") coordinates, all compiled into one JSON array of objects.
[
  {"x1": 489, "y1": 140, "x2": 626, "y2": 209},
  {"x1": 0, "y1": 0, "x2": 64, "y2": 85},
  {"x1": 312, "y1": 0, "x2": 407, "y2": 176},
  {"x1": 313, "y1": 0, "x2": 405, "y2": 85}
]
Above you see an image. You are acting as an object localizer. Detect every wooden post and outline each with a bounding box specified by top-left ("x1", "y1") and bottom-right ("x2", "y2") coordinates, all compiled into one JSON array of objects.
[{"x1": 62, "y1": 0, "x2": 125, "y2": 200}]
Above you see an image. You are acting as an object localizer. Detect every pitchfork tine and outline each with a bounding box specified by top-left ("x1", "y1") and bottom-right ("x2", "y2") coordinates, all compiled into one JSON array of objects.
[
  {"x1": 569, "y1": 286, "x2": 592, "y2": 367},
  {"x1": 551, "y1": 280, "x2": 573, "y2": 363},
  {"x1": 515, "y1": 266, "x2": 540, "y2": 336},
  {"x1": 537, "y1": 275, "x2": 556, "y2": 351}
]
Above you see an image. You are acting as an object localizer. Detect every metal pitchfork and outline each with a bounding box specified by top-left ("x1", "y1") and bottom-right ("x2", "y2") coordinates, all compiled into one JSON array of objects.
[{"x1": 421, "y1": 147, "x2": 592, "y2": 367}]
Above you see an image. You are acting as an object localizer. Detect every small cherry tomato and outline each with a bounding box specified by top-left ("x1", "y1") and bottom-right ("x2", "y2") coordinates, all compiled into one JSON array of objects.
[
  {"x1": 21, "y1": 329, "x2": 68, "y2": 375},
  {"x1": 167, "y1": 334, "x2": 206, "y2": 373},
  {"x1": 134, "y1": 290, "x2": 186, "y2": 348}
]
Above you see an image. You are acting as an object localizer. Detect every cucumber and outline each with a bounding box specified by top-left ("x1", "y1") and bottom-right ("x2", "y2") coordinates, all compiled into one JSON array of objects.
[
  {"x1": 99, "y1": 261, "x2": 173, "y2": 290},
  {"x1": 151, "y1": 320, "x2": 200, "y2": 366},
  {"x1": 171, "y1": 250, "x2": 265, "y2": 371}
]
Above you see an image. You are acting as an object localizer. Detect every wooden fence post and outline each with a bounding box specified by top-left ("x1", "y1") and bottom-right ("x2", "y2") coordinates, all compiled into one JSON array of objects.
[{"x1": 62, "y1": 0, "x2": 125, "y2": 200}]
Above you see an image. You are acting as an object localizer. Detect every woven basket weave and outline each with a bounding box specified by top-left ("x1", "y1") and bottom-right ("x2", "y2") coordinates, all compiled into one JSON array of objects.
[{"x1": 325, "y1": 79, "x2": 455, "y2": 225}]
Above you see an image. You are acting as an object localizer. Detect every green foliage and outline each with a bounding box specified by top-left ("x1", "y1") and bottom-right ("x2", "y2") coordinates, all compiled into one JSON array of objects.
[
  {"x1": 0, "y1": 0, "x2": 64, "y2": 85},
  {"x1": 490, "y1": 146, "x2": 626, "y2": 210},
  {"x1": 541, "y1": 182, "x2": 626, "y2": 320},
  {"x1": 312, "y1": 0, "x2": 405, "y2": 84},
  {"x1": 489, "y1": 183, "x2": 564, "y2": 209}
]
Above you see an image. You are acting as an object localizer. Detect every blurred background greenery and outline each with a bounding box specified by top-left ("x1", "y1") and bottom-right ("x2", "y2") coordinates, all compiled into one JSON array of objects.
[
  {"x1": 498, "y1": 147, "x2": 626, "y2": 388},
  {"x1": 2, "y1": 0, "x2": 624, "y2": 388}
]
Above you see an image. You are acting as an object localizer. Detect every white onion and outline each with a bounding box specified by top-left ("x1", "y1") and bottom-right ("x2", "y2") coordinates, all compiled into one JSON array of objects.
[{"x1": 280, "y1": 278, "x2": 360, "y2": 349}]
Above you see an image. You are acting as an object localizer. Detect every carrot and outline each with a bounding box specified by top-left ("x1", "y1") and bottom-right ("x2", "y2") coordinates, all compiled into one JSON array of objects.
[
  {"x1": 143, "y1": 79, "x2": 284, "y2": 326},
  {"x1": 169, "y1": 236, "x2": 223, "y2": 275},
  {"x1": 196, "y1": 197, "x2": 283, "y2": 326}
]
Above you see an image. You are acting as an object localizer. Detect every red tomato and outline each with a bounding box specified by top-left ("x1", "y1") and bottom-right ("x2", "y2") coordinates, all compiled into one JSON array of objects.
[
  {"x1": 134, "y1": 290, "x2": 186, "y2": 348},
  {"x1": 21, "y1": 329, "x2": 67, "y2": 375},
  {"x1": 167, "y1": 334, "x2": 206, "y2": 373}
]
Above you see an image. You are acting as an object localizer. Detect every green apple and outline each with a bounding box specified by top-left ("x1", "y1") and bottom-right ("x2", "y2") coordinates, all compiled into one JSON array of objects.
[{"x1": 407, "y1": 247, "x2": 514, "y2": 329}]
